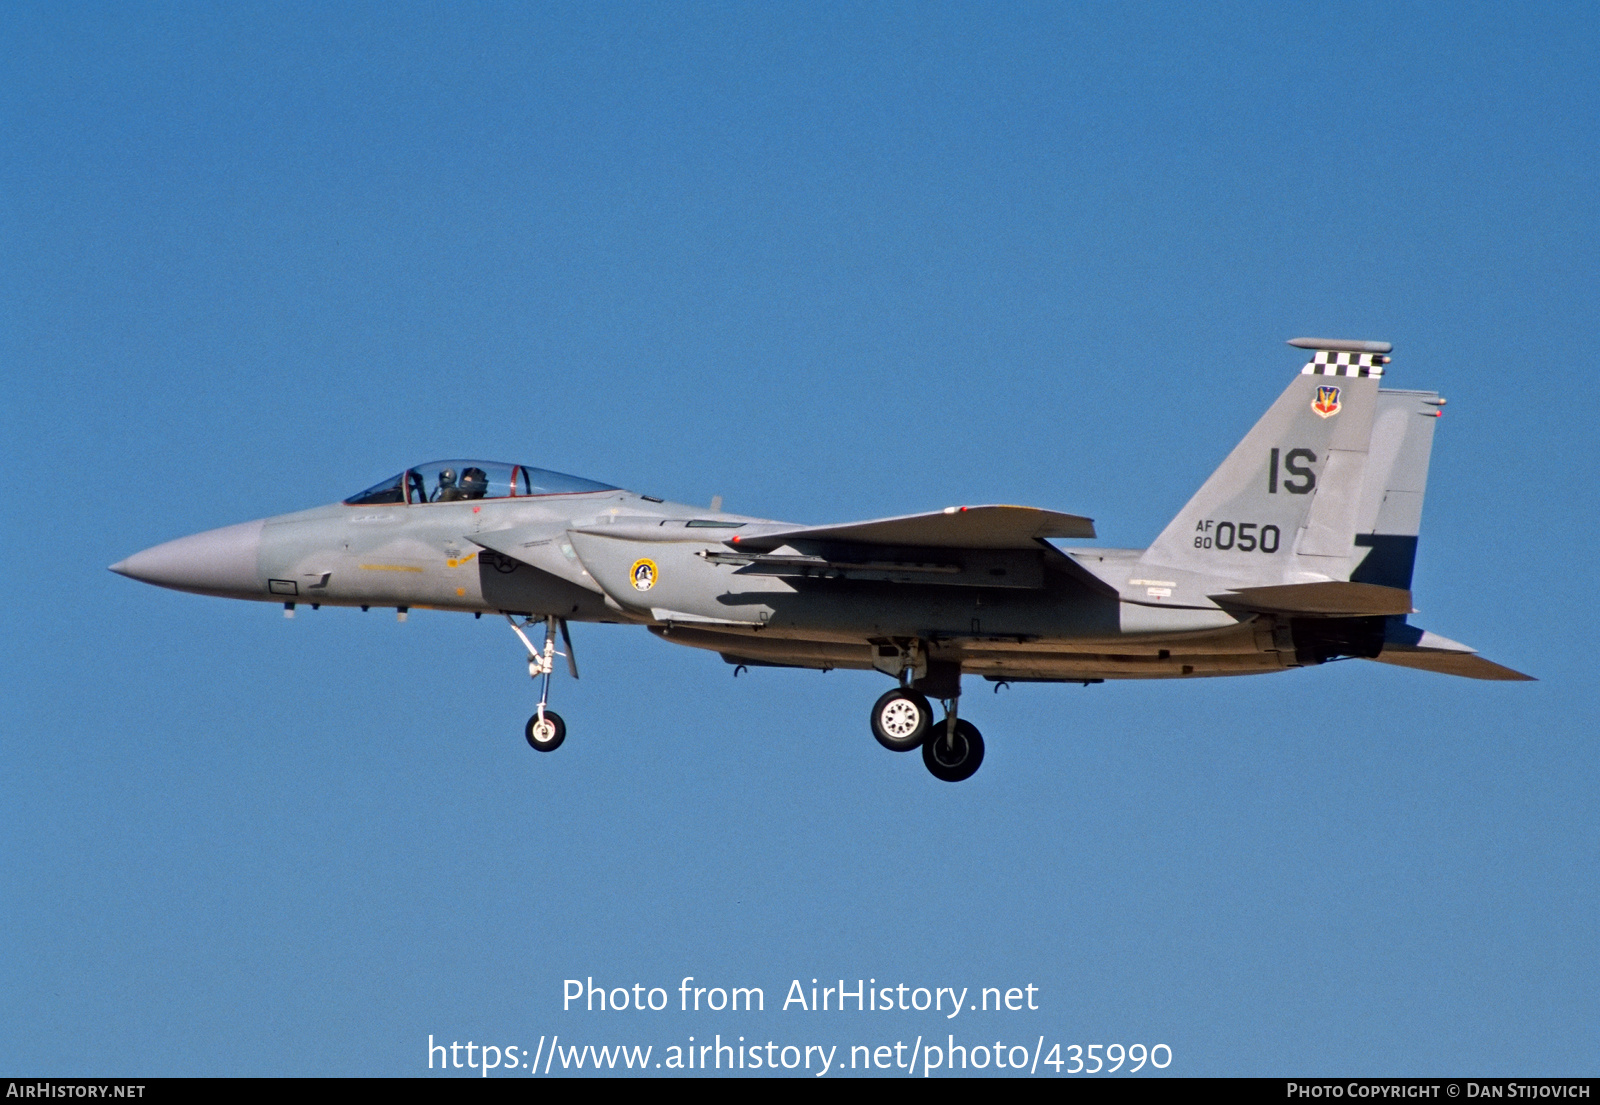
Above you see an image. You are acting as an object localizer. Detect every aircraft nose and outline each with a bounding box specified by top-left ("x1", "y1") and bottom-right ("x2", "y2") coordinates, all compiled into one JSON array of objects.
[{"x1": 110, "y1": 519, "x2": 266, "y2": 597}]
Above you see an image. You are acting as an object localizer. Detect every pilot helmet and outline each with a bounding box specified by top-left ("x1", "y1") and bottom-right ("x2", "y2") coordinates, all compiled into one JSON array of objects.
[{"x1": 438, "y1": 468, "x2": 457, "y2": 485}]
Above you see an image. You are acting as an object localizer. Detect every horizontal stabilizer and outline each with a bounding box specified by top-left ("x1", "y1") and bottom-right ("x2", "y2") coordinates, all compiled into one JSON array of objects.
[
  {"x1": 730, "y1": 505, "x2": 1094, "y2": 551},
  {"x1": 1371, "y1": 650, "x2": 1535, "y2": 681},
  {"x1": 1370, "y1": 621, "x2": 1535, "y2": 680},
  {"x1": 1211, "y1": 581, "x2": 1413, "y2": 616}
]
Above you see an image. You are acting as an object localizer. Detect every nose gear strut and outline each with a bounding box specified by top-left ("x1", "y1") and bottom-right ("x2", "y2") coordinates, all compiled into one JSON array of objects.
[{"x1": 506, "y1": 614, "x2": 577, "y2": 751}]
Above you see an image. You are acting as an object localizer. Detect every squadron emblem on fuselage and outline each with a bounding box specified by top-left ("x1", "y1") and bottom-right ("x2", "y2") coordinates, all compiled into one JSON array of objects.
[{"x1": 630, "y1": 558, "x2": 658, "y2": 591}]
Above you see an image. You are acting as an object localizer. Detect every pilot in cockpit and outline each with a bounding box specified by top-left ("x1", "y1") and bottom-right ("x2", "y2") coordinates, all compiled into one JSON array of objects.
[
  {"x1": 459, "y1": 467, "x2": 489, "y2": 500},
  {"x1": 433, "y1": 468, "x2": 461, "y2": 502}
]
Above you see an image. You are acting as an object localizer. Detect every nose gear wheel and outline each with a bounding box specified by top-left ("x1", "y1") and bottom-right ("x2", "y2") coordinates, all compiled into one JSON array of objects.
[{"x1": 526, "y1": 710, "x2": 566, "y2": 751}]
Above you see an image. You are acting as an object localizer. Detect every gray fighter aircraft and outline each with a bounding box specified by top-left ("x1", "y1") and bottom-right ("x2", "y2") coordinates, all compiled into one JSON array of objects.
[{"x1": 112, "y1": 338, "x2": 1531, "y2": 782}]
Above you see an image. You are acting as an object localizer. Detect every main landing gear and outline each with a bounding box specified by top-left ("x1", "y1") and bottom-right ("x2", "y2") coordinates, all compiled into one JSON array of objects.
[
  {"x1": 871, "y1": 687, "x2": 933, "y2": 751},
  {"x1": 867, "y1": 658, "x2": 985, "y2": 782},
  {"x1": 507, "y1": 614, "x2": 577, "y2": 753},
  {"x1": 923, "y1": 717, "x2": 984, "y2": 783}
]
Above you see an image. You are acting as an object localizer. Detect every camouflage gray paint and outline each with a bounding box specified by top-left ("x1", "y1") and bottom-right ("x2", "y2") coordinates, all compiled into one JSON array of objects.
[{"x1": 112, "y1": 340, "x2": 1530, "y2": 780}]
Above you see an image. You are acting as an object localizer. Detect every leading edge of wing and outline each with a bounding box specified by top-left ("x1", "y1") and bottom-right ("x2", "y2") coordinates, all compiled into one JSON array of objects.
[{"x1": 728, "y1": 505, "x2": 1096, "y2": 551}]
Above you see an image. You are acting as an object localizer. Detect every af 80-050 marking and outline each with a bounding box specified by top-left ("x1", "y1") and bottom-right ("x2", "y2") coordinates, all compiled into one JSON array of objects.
[{"x1": 1194, "y1": 520, "x2": 1281, "y2": 552}]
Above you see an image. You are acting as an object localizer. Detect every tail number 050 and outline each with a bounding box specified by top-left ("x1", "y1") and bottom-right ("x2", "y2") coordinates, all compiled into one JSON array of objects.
[{"x1": 1194, "y1": 520, "x2": 1280, "y2": 552}]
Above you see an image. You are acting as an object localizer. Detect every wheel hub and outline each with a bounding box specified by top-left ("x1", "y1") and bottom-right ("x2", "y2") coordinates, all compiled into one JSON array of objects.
[
  {"x1": 879, "y1": 699, "x2": 922, "y2": 738},
  {"x1": 929, "y1": 733, "x2": 969, "y2": 767}
]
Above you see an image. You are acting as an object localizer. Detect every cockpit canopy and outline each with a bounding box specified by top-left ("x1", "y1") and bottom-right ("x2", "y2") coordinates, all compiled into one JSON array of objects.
[{"x1": 344, "y1": 461, "x2": 618, "y2": 505}]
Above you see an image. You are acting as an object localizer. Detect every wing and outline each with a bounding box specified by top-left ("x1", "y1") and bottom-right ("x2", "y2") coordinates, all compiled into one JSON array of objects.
[{"x1": 728, "y1": 505, "x2": 1095, "y2": 551}]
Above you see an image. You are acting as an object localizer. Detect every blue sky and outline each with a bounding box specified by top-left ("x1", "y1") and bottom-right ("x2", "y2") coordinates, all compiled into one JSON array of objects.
[{"x1": 4, "y1": 1, "x2": 1596, "y2": 1076}]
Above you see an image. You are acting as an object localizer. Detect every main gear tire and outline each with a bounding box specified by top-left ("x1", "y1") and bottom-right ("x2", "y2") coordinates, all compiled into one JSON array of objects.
[
  {"x1": 870, "y1": 688, "x2": 933, "y2": 752},
  {"x1": 525, "y1": 710, "x2": 567, "y2": 752},
  {"x1": 922, "y1": 718, "x2": 984, "y2": 782}
]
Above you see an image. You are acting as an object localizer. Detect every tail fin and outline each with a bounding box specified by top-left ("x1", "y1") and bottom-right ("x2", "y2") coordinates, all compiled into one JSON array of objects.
[
  {"x1": 1346, "y1": 387, "x2": 1443, "y2": 589},
  {"x1": 1352, "y1": 395, "x2": 1532, "y2": 680},
  {"x1": 1140, "y1": 338, "x2": 1393, "y2": 584}
]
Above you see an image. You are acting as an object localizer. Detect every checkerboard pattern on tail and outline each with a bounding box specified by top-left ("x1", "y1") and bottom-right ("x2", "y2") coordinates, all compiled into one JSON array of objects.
[{"x1": 1300, "y1": 350, "x2": 1386, "y2": 377}]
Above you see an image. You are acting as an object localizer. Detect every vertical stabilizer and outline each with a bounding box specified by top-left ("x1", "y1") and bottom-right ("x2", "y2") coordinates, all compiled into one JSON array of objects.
[
  {"x1": 1140, "y1": 339, "x2": 1391, "y2": 585},
  {"x1": 1347, "y1": 388, "x2": 1442, "y2": 589}
]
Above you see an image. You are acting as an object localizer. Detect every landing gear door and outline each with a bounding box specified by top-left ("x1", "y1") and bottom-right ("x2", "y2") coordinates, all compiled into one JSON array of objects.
[{"x1": 870, "y1": 639, "x2": 927, "y2": 682}]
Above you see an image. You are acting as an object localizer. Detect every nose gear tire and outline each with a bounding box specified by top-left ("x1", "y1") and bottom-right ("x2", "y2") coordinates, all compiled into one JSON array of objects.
[
  {"x1": 923, "y1": 718, "x2": 984, "y2": 781},
  {"x1": 526, "y1": 711, "x2": 567, "y2": 752},
  {"x1": 871, "y1": 688, "x2": 934, "y2": 751}
]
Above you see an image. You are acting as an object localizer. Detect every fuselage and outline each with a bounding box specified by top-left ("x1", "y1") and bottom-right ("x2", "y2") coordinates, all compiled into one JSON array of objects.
[{"x1": 112, "y1": 460, "x2": 1282, "y2": 684}]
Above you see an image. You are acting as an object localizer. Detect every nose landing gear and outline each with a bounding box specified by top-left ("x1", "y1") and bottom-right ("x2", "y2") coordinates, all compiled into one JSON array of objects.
[
  {"x1": 507, "y1": 614, "x2": 577, "y2": 753},
  {"x1": 526, "y1": 710, "x2": 566, "y2": 752}
]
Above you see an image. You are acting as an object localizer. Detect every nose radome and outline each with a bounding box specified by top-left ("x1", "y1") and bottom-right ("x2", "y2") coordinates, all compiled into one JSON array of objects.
[{"x1": 111, "y1": 519, "x2": 266, "y2": 597}]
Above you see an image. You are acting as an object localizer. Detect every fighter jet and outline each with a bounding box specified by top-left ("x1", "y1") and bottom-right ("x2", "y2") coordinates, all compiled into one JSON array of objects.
[{"x1": 111, "y1": 338, "x2": 1531, "y2": 782}]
